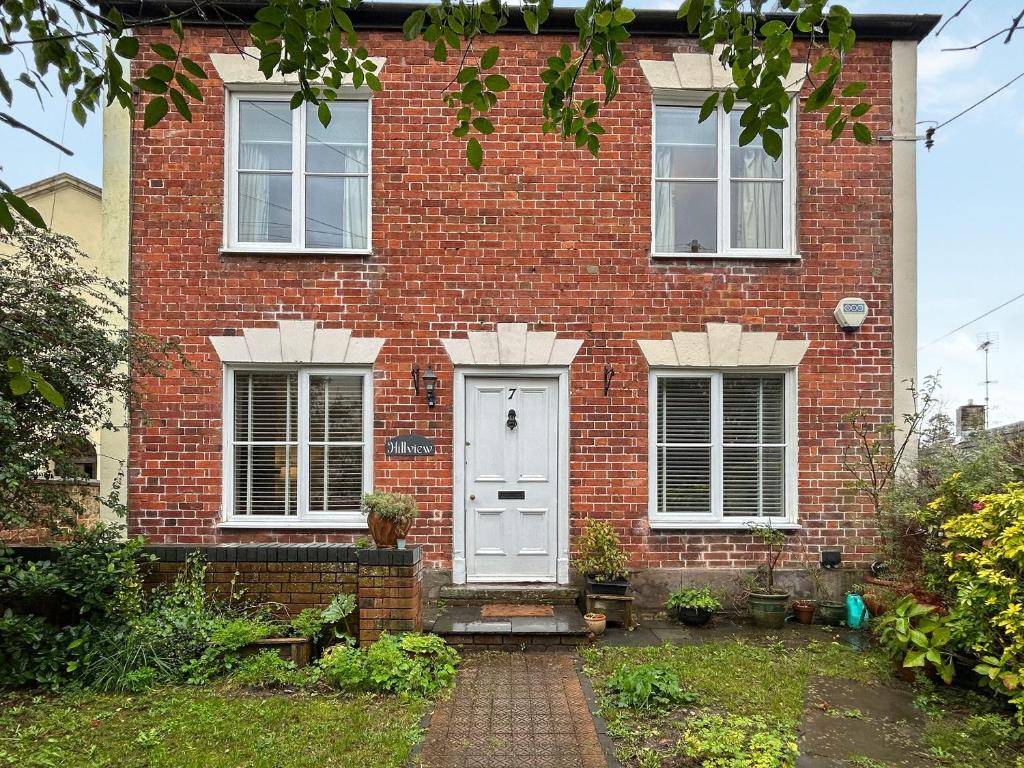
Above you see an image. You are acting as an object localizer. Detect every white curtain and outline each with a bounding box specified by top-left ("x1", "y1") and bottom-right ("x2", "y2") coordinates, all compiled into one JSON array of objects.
[
  {"x1": 733, "y1": 151, "x2": 782, "y2": 250},
  {"x1": 654, "y1": 150, "x2": 675, "y2": 253},
  {"x1": 238, "y1": 144, "x2": 270, "y2": 242},
  {"x1": 343, "y1": 176, "x2": 368, "y2": 250}
]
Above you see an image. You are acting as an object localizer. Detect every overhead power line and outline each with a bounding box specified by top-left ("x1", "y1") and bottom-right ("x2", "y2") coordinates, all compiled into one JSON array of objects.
[{"x1": 919, "y1": 289, "x2": 1024, "y2": 350}]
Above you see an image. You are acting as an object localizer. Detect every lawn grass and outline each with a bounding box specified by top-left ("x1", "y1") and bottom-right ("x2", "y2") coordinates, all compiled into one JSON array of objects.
[
  {"x1": 581, "y1": 639, "x2": 1023, "y2": 768},
  {"x1": 0, "y1": 686, "x2": 427, "y2": 768}
]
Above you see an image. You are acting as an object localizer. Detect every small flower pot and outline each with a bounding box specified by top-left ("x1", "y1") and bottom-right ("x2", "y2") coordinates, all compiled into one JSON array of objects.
[
  {"x1": 679, "y1": 607, "x2": 714, "y2": 627},
  {"x1": 747, "y1": 592, "x2": 790, "y2": 629},
  {"x1": 584, "y1": 612, "x2": 607, "y2": 636},
  {"x1": 792, "y1": 601, "x2": 816, "y2": 625},
  {"x1": 818, "y1": 601, "x2": 846, "y2": 627},
  {"x1": 586, "y1": 577, "x2": 629, "y2": 596}
]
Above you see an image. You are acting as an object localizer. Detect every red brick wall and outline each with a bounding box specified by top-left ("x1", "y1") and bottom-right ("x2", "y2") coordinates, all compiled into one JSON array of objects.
[{"x1": 128, "y1": 28, "x2": 896, "y2": 572}]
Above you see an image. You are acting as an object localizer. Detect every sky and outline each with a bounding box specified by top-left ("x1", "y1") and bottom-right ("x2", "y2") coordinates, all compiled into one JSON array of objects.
[{"x1": 2, "y1": 1, "x2": 1022, "y2": 427}]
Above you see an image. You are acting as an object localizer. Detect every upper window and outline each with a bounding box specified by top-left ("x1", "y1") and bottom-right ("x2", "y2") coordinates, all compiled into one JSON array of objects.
[
  {"x1": 653, "y1": 104, "x2": 793, "y2": 258},
  {"x1": 224, "y1": 367, "x2": 372, "y2": 525},
  {"x1": 227, "y1": 94, "x2": 370, "y2": 253},
  {"x1": 649, "y1": 370, "x2": 796, "y2": 527}
]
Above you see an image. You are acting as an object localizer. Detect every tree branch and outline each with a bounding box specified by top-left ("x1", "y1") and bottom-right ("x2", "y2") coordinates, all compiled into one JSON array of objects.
[
  {"x1": 0, "y1": 113, "x2": 74, "y2": 154},
  {"x1": 936, "y1": 0, "x2": 974, "y2": 37},
  {"x1": 942, "y1": 24, "x2": 1024, "y2": 51}
]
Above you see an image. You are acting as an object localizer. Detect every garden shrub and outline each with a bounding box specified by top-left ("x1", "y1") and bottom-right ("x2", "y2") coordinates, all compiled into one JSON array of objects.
[
  {"x1": 320, "y1": 632, "x2": 459, "y2": 697},
  {"x1": 605, "y1": 663, "x2": 697, "y2": 712},
  {"x1": 229, "y1": 650, "x2": 322, "y2": 688},
  {"x1": 291, "y1": 592, "x2": 356, "y2": 646},
  {"x1": 677, "y1": 714, "x2": 798, "y2": 768}
]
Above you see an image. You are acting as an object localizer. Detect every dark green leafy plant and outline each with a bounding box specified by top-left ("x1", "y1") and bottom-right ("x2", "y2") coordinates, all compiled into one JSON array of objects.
[
  {"x1": 320, "y1": 632, "x2": 460, "y2": 697},
  {"x1": 575, "y1": 520, "x2": 628, "y2": 582},
  {"x1": 229, "y1": 649, "x2": 322, "y2": 688},
  {"x1": 666, "y1": 587, "x2": 721, "y2": 612},
  {"x1": 747, "y1": 520, "x2": 789, "y2": 594},
  {"x1": 291, "y1": 592, "x2": 356, "y2": 645},
  {"x1": 605, "y1": 662, "x2": 697, "y2": 712},
  {"x1": 875, "y1": 596, "x2": 955, "y2": 684}
]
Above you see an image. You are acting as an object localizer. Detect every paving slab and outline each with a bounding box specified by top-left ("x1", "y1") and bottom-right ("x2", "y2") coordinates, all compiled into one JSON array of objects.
[
  {"x1": 797, "y1": 676, "x2": 929, "y2": 768},
  {"x1": 419, "y1": 653, "x2": 607, "y2": 768}
]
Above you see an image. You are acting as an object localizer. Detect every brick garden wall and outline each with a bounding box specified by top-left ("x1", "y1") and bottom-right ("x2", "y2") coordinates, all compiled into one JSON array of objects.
[{"x1": 127, "y1": 27, "x2": 898, "y2": 574}]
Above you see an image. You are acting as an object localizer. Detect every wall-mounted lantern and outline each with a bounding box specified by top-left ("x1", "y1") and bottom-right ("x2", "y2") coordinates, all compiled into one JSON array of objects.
[{"x1": 422, "y1": 367, "x2": 438, "y2": 409}]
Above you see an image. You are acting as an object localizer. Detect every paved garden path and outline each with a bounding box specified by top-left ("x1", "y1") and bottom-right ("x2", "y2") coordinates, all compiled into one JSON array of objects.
[{"x1": 418, "y1": 652, "x2": 607, "y2": 768}]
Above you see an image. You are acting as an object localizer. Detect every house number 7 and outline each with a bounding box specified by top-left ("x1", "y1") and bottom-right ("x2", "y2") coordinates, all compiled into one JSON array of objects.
[{"x1": 507, "y1": 388, "x2": 516, "y2": 399}]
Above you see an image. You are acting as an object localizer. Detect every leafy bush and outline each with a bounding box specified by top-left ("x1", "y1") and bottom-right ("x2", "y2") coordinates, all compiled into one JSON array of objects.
[
  {"x1": 575, "y1": 520, "x2": 628, "y2": 581},
  {"x1": 875, "y1": 596, "x2": 955, "y2": 683},
  {"x1": 320, "y1": 633, "x2": 459, "y2": 697},
  {"x1": 361, "y1": 491, "x2": 418, "y2": 525},
  {"x1": 230, "y1": 650, "x2": 321, "y2": 688},
  {"x1": 605, "y1": 663, "x2": 697, "y2": 712},
  {"x1": 291, "y1": 593, "x2": 356, "y2": 645},
  {"x1": 677, "y1": 713, "x2": 799, "y2": 768},
  {"x1": 941, "y1": 484, "x2": 1024, "y2": 719},
  {"x1": 666, "y1": 587, "x2": 721, "y2": 612}
]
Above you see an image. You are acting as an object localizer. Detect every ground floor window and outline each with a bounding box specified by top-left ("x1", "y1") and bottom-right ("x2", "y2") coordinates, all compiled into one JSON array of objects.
[
  {"x1": 223, "y1": 367, "x2": 372, "y2": 526},
  {"x1": 649, "y1": 370, "x2": 796, "y2": 527}
]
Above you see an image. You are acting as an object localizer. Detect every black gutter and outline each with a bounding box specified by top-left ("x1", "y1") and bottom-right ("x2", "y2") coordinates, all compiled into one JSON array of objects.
[{"x1": 110, "y1": 1, "x2": 941, "y2": 42}]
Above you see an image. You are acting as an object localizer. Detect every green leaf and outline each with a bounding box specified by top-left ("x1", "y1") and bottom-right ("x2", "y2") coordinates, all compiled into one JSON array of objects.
[
  {"x1": 852, "y1": 122, "x2": 872, "y2": 145},
  {"x1": 0, "y1": 199, "x2": 13, "y2": 232},
  {"x1": 365, "y1": 72, "x2": 382, "y2": 91},
  {"x1": 850, "y1": 103, "x2": 870, "y2": 118},
  {"x1": 151, "y1": 43, "x2": 178, "y2": 61},
  {"x1": 5, "y1": 193, "x2": 46, "y2": 228},
  {"x1": 481, "y1": 46, "x2": 499, "y2": 70},
  {"x1": 175, "y1": 73, "x2": 203, "y2": 101},
  {"x1": 146, "y1": 64, "x2": 174, "y2": 83},
  {"x1": 903, "y1": 649, "x2": 928, "y2": 668},
  {"x1": 9, "y1": 372, "x2": 31, "y2": 396},
  {"x1": 169, "y1": 17, "x2": 184, "y2": 40},
  {"x1": 433, "y1": 40, "x2": 447, "y2": 63},
  {"x1": 842, "y1": 81, "x2": 867, "y2": 98},
  {"x1": 613, "y1": 7, "x2": 636, "y2": 24},
  {"x1": 402, "y1": 9, "x2": 426, "y2": 40},
  {"x1": 472, "y1": 117, "x2": 495, "y2": 134},
  {"x1": 169, "y1": 88, "x2": 191, "y2": 121},
  {"x1": 762, "y1": 130, "x2": 782, "y2": 159},
  {"x1": 34, "y1": 378, "x2": 64, "y2": 408},
  {"x1": 457, "y1": 67, "x2": 478, "y2": 84},
  {"x1": 114, "y1": 36, "x2": 139, "y2": 58},
  {"x1": 467, "y1": 137, "x2": 483, "y2": 170},
  {"x1": 318, "y1": 101, "x2": 331, "y2": 127},
  {"x1": 523, "y1": 10, "x2": 538, "y2": 34},
  {"x1": 143, "y1": 96, "x2": 169, "y2": 129},
  {"x1": 698, "y1": 92, "x2": 718, "y2": 123},
  {"x1": 484, "y1": 74, "x2": 510, "y2": 92},
  {"x1": 6, "y1": 358, "x2": 23, "y2": 373},
  {"x1": 181, "y1": 57, "x2": 207, "y2": 79},
  {"x1": 686, "y1": 0, "x2": 703, "y2": 32}
]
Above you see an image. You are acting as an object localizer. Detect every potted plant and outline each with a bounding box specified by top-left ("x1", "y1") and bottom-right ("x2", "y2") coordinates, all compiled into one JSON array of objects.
[
  {"x1": 575, "y1": 520, "x2": 629, "y2": 596},
  {"x1": 807, "y1": 566, "x2": 845, "y2": 627},
  {"x1": 362, "y1": 491, "x2": 418, "y2": 549},
  {"x1": 666, "y1": 587, "x2": 720, "y2": 626},
  {"x1": 584, "y1": 612, "x2": 607, "y2": 636},
  {"x1": 792, "y1": 599, "x2": 816, "y2": 625},
  {"x1": 746, "y1": 521, "x2": 791, "y2": 629}
]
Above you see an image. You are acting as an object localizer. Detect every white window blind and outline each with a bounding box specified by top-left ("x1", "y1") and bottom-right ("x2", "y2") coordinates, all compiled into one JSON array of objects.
[
  {"x1": 226, "y1": 368, "x2": 371, "y2": 525},
  {"x1": 651, "y1": 371, "x2": 794, "y2": 526},
  {"x1": 653, "y1": 103, "x2": 793, "y2": 257},
  {"x1": 228, "y1": 94, "x2": 371, "y2": 252}
]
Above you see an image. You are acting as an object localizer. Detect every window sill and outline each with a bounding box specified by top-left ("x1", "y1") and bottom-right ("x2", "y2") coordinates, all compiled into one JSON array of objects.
[
  {"x1": 219, "y1": 518, "x2": 368, "y2": 530},
  {"x1": 651, "y1": 251, "x2": 802, "y2": 261},
  {"x1": 219, "y1": 247, "x2": 373, "y2": 258},
  {"x1": 648, "y1": 520, "x2": 801, "y2": 532}
]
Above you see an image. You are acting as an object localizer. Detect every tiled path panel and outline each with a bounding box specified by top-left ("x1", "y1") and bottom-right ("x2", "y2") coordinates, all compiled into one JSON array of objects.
[{"x1": 419, "y1": 653, "x2": 607, "y2": 768}]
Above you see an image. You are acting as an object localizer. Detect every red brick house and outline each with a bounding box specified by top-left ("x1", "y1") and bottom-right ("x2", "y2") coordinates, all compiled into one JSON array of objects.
[{"x1": 110, "y1": 3, "x2": 936, "y2": 603}]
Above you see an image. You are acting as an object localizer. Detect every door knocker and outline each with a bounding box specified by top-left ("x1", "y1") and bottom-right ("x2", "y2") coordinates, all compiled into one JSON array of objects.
[{"x1": 506, "y1": 409, "x2": 518, "y2": 430}]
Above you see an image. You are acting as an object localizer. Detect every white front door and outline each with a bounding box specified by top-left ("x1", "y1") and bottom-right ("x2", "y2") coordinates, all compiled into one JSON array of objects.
[{"x1": 465, "y1": 377, "x2": 559, "y2": 582}]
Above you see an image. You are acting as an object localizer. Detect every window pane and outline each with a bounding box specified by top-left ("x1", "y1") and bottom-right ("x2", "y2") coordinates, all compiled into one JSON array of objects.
[
  {"x1": 309, "y1": 376, "x2": 363, "y2": 443},
  {"x1": 238, "y1": 173, "x2": 292, "y2": 243},
  {"x1": 655, "y1": 106, "x2": 717, "y2": 178},
  {"x1": 239, "y1": 101, "x2": 292, "y2": 171},
  {"x1": 232, "y1": 372, "x2": 298, "y2": 517},
  {"x1": 305, "y1": 101, "x2": 369, "y2": 174},
  {"x1": 304, "y1": 176, "x2": 368, "y2": 249},
  {"x1": 723, "y1": 375, "x2": 786, "y2": 444},
  {"x1": 660, "y1": 447, "x2": 712, "y2": 515},
  {"x1": 722, "y1": 446, "x2": 785, "y2": 517},
  {"x1": 309, "y1": 445, "x2": 363, "y2": 513},
  {"x1": 730, "y1": 111, "x2": 783, "y2": 179},
  {"x1": 658, "y1": 377, "x2": 711, "y2": 444},
  {"x1": 730, "y1": 181, "x2": 783, "y2": 250},
  {"x1": 654, "y1": 181, "x2": 717, "y2": 254}
]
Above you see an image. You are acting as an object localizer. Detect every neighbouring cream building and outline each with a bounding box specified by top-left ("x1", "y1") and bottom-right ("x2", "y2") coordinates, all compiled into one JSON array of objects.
[{"x1": 14, "y1": 173, "x2": 128, "y2": 522}]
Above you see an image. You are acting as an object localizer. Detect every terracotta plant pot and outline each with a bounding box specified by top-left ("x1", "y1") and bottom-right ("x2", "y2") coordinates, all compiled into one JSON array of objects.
[
  {"x1": 366, "y1": 511, "x2": 411, "y2": 549},
  {"x1": 584, "y1": 612, "x2": 607, "y2": 636},
  {"x1": 792, "y1": 601, "x2": 816, "y2": 625},
  {"x1": 748, "y1": 593, "x2": 790, "y2": 629}
]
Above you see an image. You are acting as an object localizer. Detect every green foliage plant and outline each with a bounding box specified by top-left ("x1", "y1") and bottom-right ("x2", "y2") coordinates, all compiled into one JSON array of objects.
[
  {"x1": 291, "y1": 592, "x2": 356, "y2": 645},
  {"x1": 575, "y1": 520, "x2": 628, "y2": 582},
  {"x1": 605, "y1": 662, "x2": 697, "y2": 712},
  {"x1": 875, "y1": 596, "x2": 955, "y2": 684},
  {"x1": 319, "y1": 632, "x2": 459, "y2": 697},
  {"x1": 229, "y1": 650, "x2": 322, "y2": 688},
  {"x1": 747, "y1": 520, "x2": 788, "y2": 594},
  {"x1": 361, "y1": 491, "x2": 418, "y2": 525},
  {"x1": 677, "y1": 713, "x2": 799, "y2": 768},
  {"x1": 666, "y1": 587, "x2": 721, "y2": 612}
]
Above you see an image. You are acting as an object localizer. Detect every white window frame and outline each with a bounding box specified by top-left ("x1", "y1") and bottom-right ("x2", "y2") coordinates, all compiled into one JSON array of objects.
[
  {"x1": 651, "y1": 96, "x2": 797, "y2": 259},
  {"x1": 220, "y1": 365, "x2": 373, "y2": 528},
  {"x1": 648, "y1": 368, "x2": 799, "y2": 529},
  {"x1": 224, "y1": 89, "x2": 372, "y2": 255}
]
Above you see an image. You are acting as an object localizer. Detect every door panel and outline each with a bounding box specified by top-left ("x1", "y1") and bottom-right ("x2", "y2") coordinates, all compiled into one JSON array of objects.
[{"x1": 466, "y1": 377, "x2": 558, "y2": 582}]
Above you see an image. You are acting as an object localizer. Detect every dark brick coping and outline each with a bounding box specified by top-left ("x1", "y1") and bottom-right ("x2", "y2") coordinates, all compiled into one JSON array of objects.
[{"x1": 4, "y1": 542, "x2": 421, "y2": 566}]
